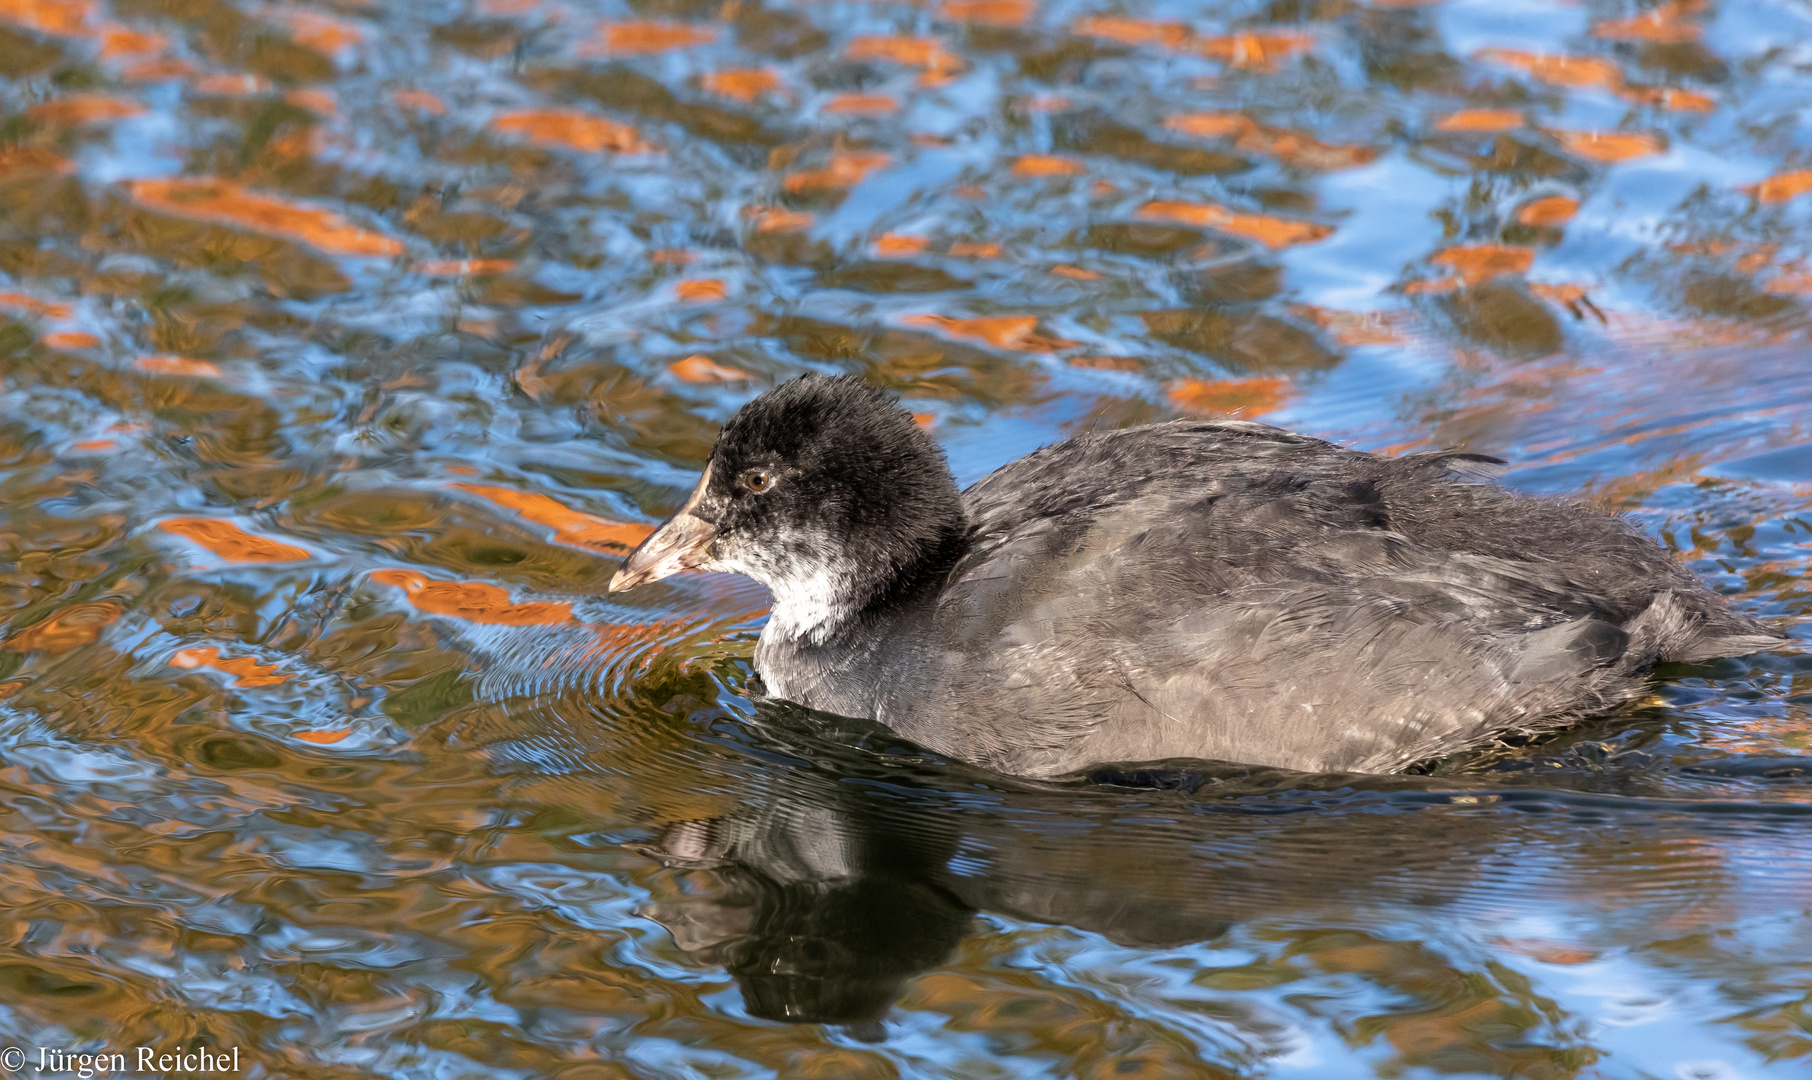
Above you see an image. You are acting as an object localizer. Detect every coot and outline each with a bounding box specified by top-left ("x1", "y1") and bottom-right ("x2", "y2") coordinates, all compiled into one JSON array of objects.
[{"x1": 611, "y1": 375, "x2": 1783, "y2": 777}]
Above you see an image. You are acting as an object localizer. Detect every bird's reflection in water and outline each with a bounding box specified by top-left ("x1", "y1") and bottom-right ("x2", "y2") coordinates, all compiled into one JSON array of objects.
[
  {"x1": 454, "y1": 678, "x2": 1811, "y2": 1044},
  {"x1": 634, "y1": 797, "x2": 973, "y2": 1030},
  {"x1": 610, "y1": 706, "x2": 1555, "y2": 1029}
]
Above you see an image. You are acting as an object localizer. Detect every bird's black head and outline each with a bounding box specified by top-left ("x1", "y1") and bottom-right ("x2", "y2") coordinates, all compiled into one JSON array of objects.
[{"x1": 611, "y1": 375, "x2": 965, "y2": 642}]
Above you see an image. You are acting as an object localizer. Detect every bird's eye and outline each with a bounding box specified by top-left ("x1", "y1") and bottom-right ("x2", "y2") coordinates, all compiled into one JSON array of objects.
[{"x1": 741, "y1": 469, "x2": 772, "y2": 493}]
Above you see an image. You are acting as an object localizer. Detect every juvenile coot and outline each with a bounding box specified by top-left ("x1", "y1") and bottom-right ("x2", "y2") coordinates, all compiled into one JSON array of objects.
[{"x1": 610, "y1": 375, "x2": 1784, "y2": 777}]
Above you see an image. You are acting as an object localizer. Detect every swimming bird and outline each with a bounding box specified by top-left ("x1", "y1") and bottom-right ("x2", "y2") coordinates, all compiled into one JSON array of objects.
[{"x1": 610, "y1": 375, "x2": 1784, "y2": 777}]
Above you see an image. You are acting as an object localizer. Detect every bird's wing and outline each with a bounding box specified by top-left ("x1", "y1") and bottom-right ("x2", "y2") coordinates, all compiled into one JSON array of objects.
[{"x1": 879, "y1": 424, "x2": 1778, "y2": 775}]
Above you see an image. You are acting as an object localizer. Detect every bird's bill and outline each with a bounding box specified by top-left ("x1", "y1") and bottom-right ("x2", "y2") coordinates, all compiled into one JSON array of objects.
[{"x1": 609, "y1": 471, "x2": 716, "y2": 592}]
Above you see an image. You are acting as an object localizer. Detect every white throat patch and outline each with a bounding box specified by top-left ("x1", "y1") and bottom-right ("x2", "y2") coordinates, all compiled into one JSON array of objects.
[
  {"x1": 710, "y1": 526, "x2": 863, "y2": 645},
  {"x1": 763, "y1": 563, "x2": 860, "y2": 643}
]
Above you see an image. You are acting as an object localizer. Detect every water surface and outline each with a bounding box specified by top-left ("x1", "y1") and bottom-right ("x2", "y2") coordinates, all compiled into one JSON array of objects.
[{"x1": 1, "y1": 0, "x2": 1810, "y2": 1075}]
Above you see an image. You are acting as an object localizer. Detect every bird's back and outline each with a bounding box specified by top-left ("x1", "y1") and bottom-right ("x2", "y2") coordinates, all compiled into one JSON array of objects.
[{"x1": 871, "y1": 421, "x2": 1780, "y2": 776}]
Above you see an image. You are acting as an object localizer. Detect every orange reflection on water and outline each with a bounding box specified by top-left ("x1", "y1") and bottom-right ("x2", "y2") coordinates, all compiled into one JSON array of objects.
[
  {"x1": 1732, "y1": 245, "x2": 1777, "y2": 274},
  {"x1": 784, "y1": 151, "x2": 891, "y2": 193},
  {"x1": 901, "y1": 314, "x2": 1077, "y2": 352},
  {"x1": 1137, "y1": 200, "x2": 1333, "y2": 249},
  {"x1": 369, "y1": 569, "x2": 575, "y2": 626},
  {"x1": 170, "y1": 647, "x2": 288, "y2": 687},
  {"x1": 25, "y1": 94, "x2": 144, "y2": 125},
  {"x1": 0, "y1": 0, "x2": 1805, "y2": 1069},
  {"x1": 391, "y1": 89, "x2": 446, "y2": 115},
  {"x1": 1433, "y1": 110, "x2": 1526, "y2": 133},
  {"x1": 123, "y1": 178, "x2": 405, "y2": 258},
  {"x1": 1592, "y1": 0, "x2": 1703, "y2": 43},
  {"x1": 272, "y1": 9, "x2": 365, "y2": 57},
  {"x1": 1493, "y1": 938, "x2": 1600, "y2": 965},
  {"x1": 1166, "y1": 112, "x2": 1374, "y2": 170},
  {"x1": 293, "y1": 729, "x2": 353, "y2": 744},
  {"x1": 1071, "y1": 17, "x2": 1189, "y2": 50},
  {"x1": 1476, "y1": 43, "x2": 1706, "y2": 117},
  {"x1": 1165, "y1": 113, "x2": 1252, "y2": 141},
  {"x1": 1195, "y1": 30, "x2": 1316, "y2": 71},
  {"x1": 418, "y1": 259, "x2": 516, "y2": 277},
  {"x1": 1429, "y1": 244, "x2": 1535, "y2": 285},
  {"x1": 939, "y1": 0, "x2": 1032, "y2": 27},
  {"x1": 1290, "y1": 305, "x2": 1408, "y2": 347},
  {"x1": 160, "y1": 518, "x2": 311, "y2": 562},
  {"x1": 133, "y1": 355, "x2": 224, "y2": 378},
  {"x1": 491, "y1": 109, "x2": 652, "y2": 154},
  {"x1": 822, "y1": 93, "x2": 897, "y2": 116},
  {"x1": 1010, "y1": 155, "x2": 1085, "y2": 177},
  {"x1": 117, "y1": 58, "x2": 188, "y2": 81},
  {"x1": 1624, "y1": 86, "x2": 1716, "y2": 112},
  {"x1": 668, "y1": 355, "x2": 752, "y2": 384},
  {"x1": 97, "y1": 26, "x2": 164, "y2": 59},
  {"x1": 0, "y1": 0, "x2": 92, "y2": 35},
  {"x1": 1517, "y1": 196, "x2": 1579, "y2": 226},
  {"x1": 1069, "y1": 354, "x2": 1142, "y2": 371},
  {"x1": 3, "y1": 601, "x2": 119, "y2": 653},
  {"x1": 191, "y1": 73, "x2": 271, "y2": 97},
  {"x1": 1763, "y1": 272, "x2": 1812, "y2": 296},
  {"x1": 846, "y1": 35, "x2": 945, "y2": 66},
  {"x1": 1169, "y1": 377, "x2": 1290, "y2": 417},
  {"x1": 746, "y1": 206, "x2": 813, "y2": 233},
  {"x1": 845, "y1": 35, "x2": 961, "y2": 81},
  {"x1": 453, "y1": 483, "x2": 654, "y2": 552},
  {"x1": 284, "y1": 88, "x2": 336, "y2": 117},
  {"x1": 597, "y1": 21, "x2": 716, "y2": 54},
  {"x1": 1475, "y1": 49, "x2": 1625, "y2": 91},
  {"x1": 1534, "y1": 282, "x2": 1594, "y2": 317},
  {"x1": 700, "y1": 68, "x2": 784, "y2": 104},
  {"x1": 1547, "y1": 129, "x2": 1664, "y2": 163},
  {"x1": 874, "y1": 234, "x2": 930, "y2": 257},
  {"x1": 0, "y1": 292, "x2": 73, "y2": 319},
  {"x1": 1747, "y1": 171, "x2": 1812, "y2": 203},
  {"x1": 0, "y1": 146, "x2": 72, "y2": 177},
  {"x1": 555, "y1": 616, "x2": 696, "y2": 672}
]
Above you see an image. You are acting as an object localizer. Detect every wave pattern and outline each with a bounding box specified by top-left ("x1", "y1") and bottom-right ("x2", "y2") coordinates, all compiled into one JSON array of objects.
[{"x1": 0, "y1": 0, "x2": 1809, "y2": 1074}]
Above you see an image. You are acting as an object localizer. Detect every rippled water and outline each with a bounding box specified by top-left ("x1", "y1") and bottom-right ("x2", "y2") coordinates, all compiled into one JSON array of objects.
[{"x1": 2, "y1": 0, "x2": 1810, "y2": 1075}]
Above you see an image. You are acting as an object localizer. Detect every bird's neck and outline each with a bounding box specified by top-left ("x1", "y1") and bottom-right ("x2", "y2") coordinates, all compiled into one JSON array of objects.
[
  {"x1": 755, "y1": 518, "x2": 967, "y2": 711},
  {"x1": 760, "y1": 560, "x2": 872, "y2": 645},
  {"x1": 763, "y1": 519, "x2": 966, "y2": 645}
]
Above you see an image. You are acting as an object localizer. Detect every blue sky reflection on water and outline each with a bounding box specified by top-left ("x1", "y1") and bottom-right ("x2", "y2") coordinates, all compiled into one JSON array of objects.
[{"x1": 0, "y1": 0, "x2": 1809, "y2": 1075}]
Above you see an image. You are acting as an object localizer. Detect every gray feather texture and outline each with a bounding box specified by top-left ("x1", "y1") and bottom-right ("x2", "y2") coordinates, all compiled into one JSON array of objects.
[{"x1": 636, "y1": 377, "x2": 1787, "y2": 778}]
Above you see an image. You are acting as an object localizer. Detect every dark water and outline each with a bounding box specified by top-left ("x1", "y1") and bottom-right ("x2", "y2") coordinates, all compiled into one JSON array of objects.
[{"x1": 1, "y1": 0, "x2": 1810, "y2": 1075}]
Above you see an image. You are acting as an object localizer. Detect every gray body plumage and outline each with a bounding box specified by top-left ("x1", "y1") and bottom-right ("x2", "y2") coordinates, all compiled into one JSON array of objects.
[
  {"x1": 753, "y1": 419, "x2": 1780, "y2": 777},
  {"x1": 612, "y1": 377, "x2": 1783, "y2": 779}
]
